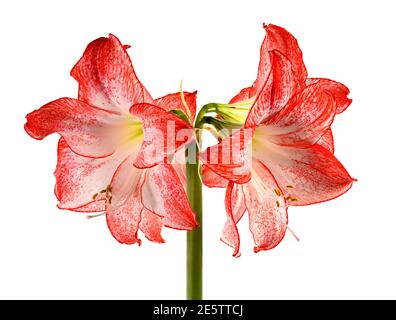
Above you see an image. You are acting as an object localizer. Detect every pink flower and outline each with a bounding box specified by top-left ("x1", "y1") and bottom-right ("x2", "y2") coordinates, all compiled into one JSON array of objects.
[
  {"x1": 201, "y1": 24, "x2": 355, "y2": 256},
  {"x1": 25, "y1": 34, "x2": 198, "y2": 245}
]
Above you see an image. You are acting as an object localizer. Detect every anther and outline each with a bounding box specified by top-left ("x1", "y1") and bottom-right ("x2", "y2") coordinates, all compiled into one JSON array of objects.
[{"x1": 274, "y1": 189, "x2": 281, "y2": 196}]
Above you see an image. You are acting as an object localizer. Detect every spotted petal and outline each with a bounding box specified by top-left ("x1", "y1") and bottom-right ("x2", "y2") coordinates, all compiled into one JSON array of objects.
[
  {"x1": 202, "y1": 165, "x2": 229, "y2": 188},
  {"x1": 54, "y1": 138, "x2": 127, "y2": 211},
  {"x1": 25, "y1": 98, "x2": 123, "y2": 158},
  {"x1": 71, "y1": 34, "x2": 153, "y2": 114},
  {"x1": 139, "y1": 209, "x2": 165, "y2": 243},
  {"x1": 130, "y1": 104, "x2": 193, "y2": 168},
  {"x1": 106, "y1": 182, "x2": 143, "y2": 245},
  {"x1": 255, "y1": 144, "x2": 354, "y2": 206},
  {"x1": 221, "y1": 182, "x2": 246, "y2": 257},
  {"x1": 243, "y1": 160, "x2": 288, "y2": 252},
  {"x1": 262, "y1": 84, "x2": 337, "y2": 147},
  {"x1": 306, "y1": 78, "x2": 352, "y2": 114},
  {"x1": 142, "y1": 163, "x2": 197, "y2": 230},
  {"x1": 316, "y1": 128, "x2": 334, "y2": 153},
  {"x1": 200, "y1": 129, "x2": 253, "y2": 184},
  {"x1": 154, "y1": 91, "x2": 197, "y2": 124},
  {"x1": 106, "y1": 153, "x2": 145, "y2": 244}
]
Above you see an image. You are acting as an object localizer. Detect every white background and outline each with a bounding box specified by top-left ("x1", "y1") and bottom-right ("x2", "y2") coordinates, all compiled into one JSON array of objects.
[{"x1": 0, "y1": 0, "x2": 395, "y2": 299}]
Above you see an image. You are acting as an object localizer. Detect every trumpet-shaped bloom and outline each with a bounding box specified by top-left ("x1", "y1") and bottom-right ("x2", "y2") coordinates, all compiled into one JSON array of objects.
[
  {"x1": 25, "y1": 34, "x2": 197, "y2": 245},
  {"x1": 201, "y1": 24, "x2": 354, "y2": 256}
]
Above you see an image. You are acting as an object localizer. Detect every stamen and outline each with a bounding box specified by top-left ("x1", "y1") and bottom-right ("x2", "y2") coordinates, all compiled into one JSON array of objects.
[
  {"x1": 274, "y1": 188, "x2": 281, "y2": 196},
  {"x1": 86, "y1": 212, "x2": 105, "y2": 220},
  {"x1": 287, "y1": 226, "x2": 300, "y2": 242},
  {"x1": 108, "y1": 196, "x2": 113, "y2": 205},
  {"x1": 286, "y1": 196, "x2": 298, "y2": 202},
  {"x1": 276, "y1": 200, "x2": 280, "y2": 207},
  {"x1": 179, "y1": 80, "x2": 193, "y2": 122},
  {"x1": 286, "y1": 185, "x2": 294, "y2": 188},
  {"x1": 92, "y1": 193, "x2": 98, "y2": 201}
]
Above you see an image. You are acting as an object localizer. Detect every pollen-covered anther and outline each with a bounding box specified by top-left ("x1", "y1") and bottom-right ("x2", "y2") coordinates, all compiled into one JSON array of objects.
[
  {"x1": 286, "y1": 196, "x2": 298, "y2": 202},
  {"x1": 104, "y1": 185, "x2": 113, "y2": 203},
  {"x1": 274, "y1": 188, "x2": 281, "y2": 196},
  {"x1": 105, "y1": 185, "x2": 112, "y2": 198},
  {"x1": 286, "y1": 185, "x2": 294, "y2": 189},
  {"x1": 276, "y1": 200, "x2": 280, "y2": 207},
  {"x1": 92, "y1": 185, "x2": 113, "y2": 203}
]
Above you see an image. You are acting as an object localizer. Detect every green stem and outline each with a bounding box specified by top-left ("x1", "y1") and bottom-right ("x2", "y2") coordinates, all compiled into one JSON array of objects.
[
  {"x1": 185, "y1": 104, "x2": 217, "y2": 300},
  {"x1": 185, "y1": 102, "x2": 225, "y2": 300},
  {"x1": 186, "y1": 141, "x2": 202, "y2": 300}
]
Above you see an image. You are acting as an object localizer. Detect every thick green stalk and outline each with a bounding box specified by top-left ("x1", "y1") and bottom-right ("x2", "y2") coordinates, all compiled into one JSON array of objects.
[
  {"x1": 186, "y1": 141, "x2": 202, "y2": 300},
  {"x1": 185, "y1": 103, "x2": 219, "y2": 300}
]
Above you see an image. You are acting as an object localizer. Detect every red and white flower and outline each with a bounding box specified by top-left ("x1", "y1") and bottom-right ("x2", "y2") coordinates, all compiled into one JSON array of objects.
[
  {"x1": 25, "y1": 34, "x2": 198, "y2": 245},
  {"x1": 201, "y1": 24, "x2": 355, "y2": 256}
]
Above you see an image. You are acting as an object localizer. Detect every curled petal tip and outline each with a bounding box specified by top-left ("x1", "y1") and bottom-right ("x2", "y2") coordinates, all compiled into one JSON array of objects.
[
  {"x1": 233, "y1": 252, "x2": 241, "y2": 258},
  {"x1": 263, "y1": 23, "x2": 268, "y2": 29}
]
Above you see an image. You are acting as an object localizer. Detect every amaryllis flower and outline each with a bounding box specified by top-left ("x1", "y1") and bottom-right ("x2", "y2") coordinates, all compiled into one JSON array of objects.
[
  {"x1": 201, "y1": 24, "x2": 354, "y2": 256},
  {"x1": 24, "y1": 34, "x2": 198, "y2": 245}
]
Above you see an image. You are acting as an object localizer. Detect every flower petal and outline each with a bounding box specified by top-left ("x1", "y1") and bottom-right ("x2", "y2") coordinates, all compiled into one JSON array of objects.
[
  {"x1": 24, "y1": 98, "x2": 123, "y2": 158},
  {"x1": 262, "y1": 83, "x2": 337, "y2": 147},
  {"x1": 246, "y1": 49, "x2": 304, "y2": 128},
  {"x1": 200, "y1": 128, "x2": 253, "y2": 184},
  {"x1": 70, "y1": 199, "x2": 106, "y2": 213},
  {"x1": 130, "y1": 103, "x2": 193, "y2": 168},
  {"x1": 243, "y1": 160, "x2": 288, "y2": 252},
  {"x1": 229, "y1": 87, "x2": 251, "y2": 104},
  {"x1": 202, "y1": 165, "x2": 229, "y2": 188},
  {"x1": 154, "y1": 91, "x2": 197, "y2": 123},
  {"x1": 106, "y1": 182, "x2": 143, "y2": 245},
  {"x1": 71, "y1": 34, "x2": 152, "y2": 113},
  {"x1": 221, "y1": 182, "x2": 246, "y2": 257},
  {"x1": 167, "y1": 147, "x2": 189, "y2": 191},
  {"x1": 244, "y1": 60, "x2": 274, "y2": 128},
  {"x1": 316, "y1": 128, "x2": 334, "y2": 153},
  {"x1": 306, "y1": 78, "x2": 352, "y2": 114},
  {"x1": 142, "y1": 163, "x2": 197, "y2": 230},
  {"x1": 139, "y1": 208, "x2": 165, "y2": 243},
  {"x1": 254, "y1": 24, "x2": 307, "y2": 92},
  {"x1": 109, "y1": 153, "x2": 144, "y2": 209},
  {"x1": 255, "y1": 144, "x2": 354, "y2": 206},
  {"x1": 106, "y1": 153, "x2": 145, "y2": 244},
  {"x1": 54, "y1": 138, "x2": 127, "y2": 210}
]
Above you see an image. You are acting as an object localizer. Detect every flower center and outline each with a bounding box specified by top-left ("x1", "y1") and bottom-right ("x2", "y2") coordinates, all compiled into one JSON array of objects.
[{"x1": 118, "y1": 115, "x2": 144, "y2": 147}]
